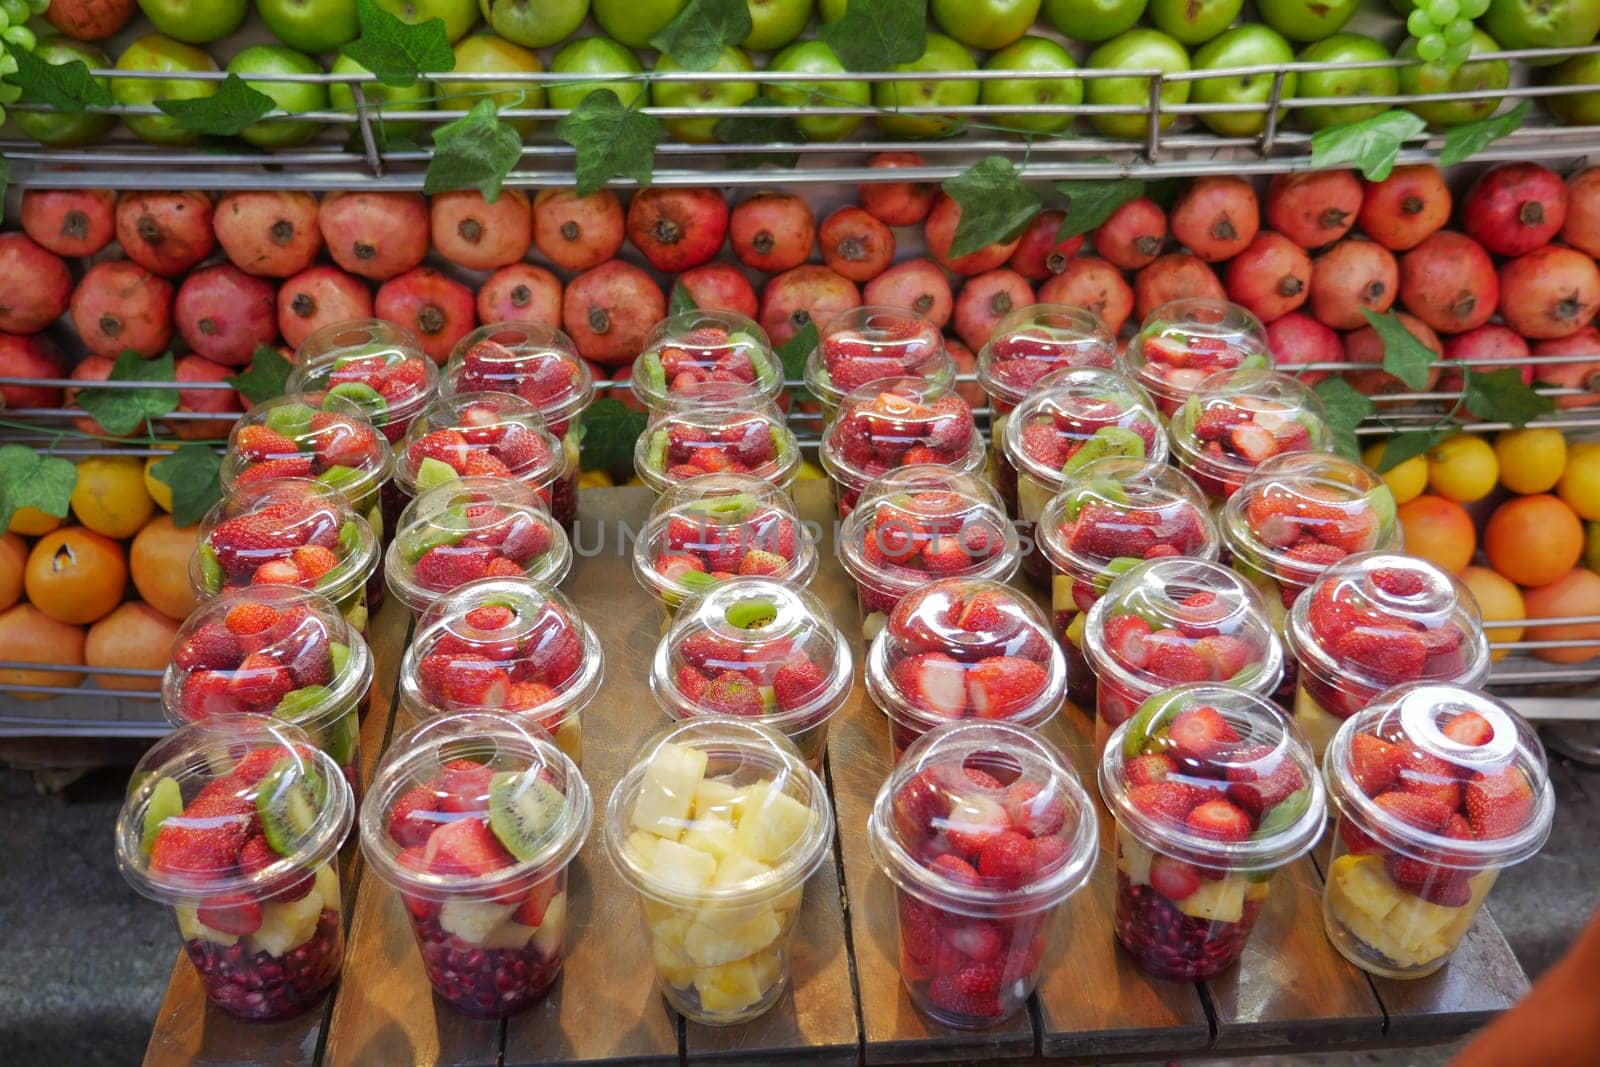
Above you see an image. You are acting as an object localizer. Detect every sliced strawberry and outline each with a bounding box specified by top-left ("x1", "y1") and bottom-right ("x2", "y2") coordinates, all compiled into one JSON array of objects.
[
  {"x1": 237, "y1": 834, "x2": 315, "y2": 903},
  {"x1": 513, "y1": 876, "x2": 559, "y2": 927},
  {"x1": 1147, "y1": 634, "x2": 1211, "y2": 684},
  {"x1": 1193, "y1": 634, "x2": 1255, "y2": 681},
  {"x1": 773, "y1": 658, "x2": 827, "y2": 712},
  {"x1": 1349, "y1": 732, "x2": 1404, "y2": 797},
  {"x1": 1102, "y1": 614, "x2": 1152, "y2": 671},
  {"x1": 417, "y1": 652, "x2": 512, "y2": 709},
  {"x1": 965, "y1": 657, "x2": 1048, "y2": 719},
  {"x1": 388, "y1": 785, "x2": 441, "y2": 848},
  {"x1": 942, "y1": 919, "x2": 1003, "y2": 963},
  {"x1": 1126, "y1": 782, "x2": 1202, "y2": 824},
  {"x1": 236, "y1": 457, "x2": 314, "y2": 485},
  {"x1": 679, "y1": 631, "x2": 742, "y2": 673},
  {"x1": 1125, "y1": 753, "x2": 1176, "y2": 789},
  {"x1": 738, "y1": 549, "x2": 787, "y2": 577},
  {"x1": 892, "y1": 652, "x2": 968, "y2": 718},
  {"x1": 942, "y1": 796, "x2": 1010, "y2": 857},
  {"x1": 1334, "y1": 627, "x2": 1427, "y2": 685},
  {"x1": 1226, "y1": 745, "x2": 1306, "y2": 818},
  {"x1": 196, "y1": 895, "x2": 263, "y2": 937},
  {"x1": 1166, "y1": 705, "x2": 1239, "y2": 763},
  {"x1": 1372, "y1": 790, "x2": 1453, "y2": 834},
  {"x1": 930, "y1": 853, "x2": 982, "y2": 887},
  {"x1": 1002, "y1": 781, "x2": 1067, "y2": 838},
  {"x1": 413, "y1": 544, "x2": 494, "y2": 592},
  {"x1": 226, "y1": 652, "x2": 294, "y2": 713},
  {"x1": 1148, "y1": 853, "x2": 1202, "y2": 901},
  {"x1": 1228, "y1": 422, "x2": 1279, "y2": 464},
  {"x1": 1184, "y1": 798, "x2": 1252, "y2": 842},
  {"x1": 702, "y1": 670, "x2": 764, "y2": 716},
  {"x1": 1465, "y1": 766, "x2": 1535, "y2": 840},
  {"x1": 175, "y1": 624, "x2": 243, "y2": 672},
  {"x1": 408, "y1": 429, "x2": 471, "y2": 474},
  {"x1": 1442, "y1": 711, "x2": 1495, "y2": 747},
  {"x1": 977, "y1": 830, "x2": 1039, "y2": 889},
  {"x1": 434, "y1": 760, "x2": 496, "y2": 814},
  {"x1": 224, "y1": 601, "x2": 279, "y2": 639},
  {"x1": 235, "y1": 425, "x2": 298, "y2": 462},
  {"x1": 422, "y1": 816, "x2": 514, "y2": 877},
  {"x1": 1396, "y1": 745, "x2": 1463, "y2": 811},
  {"x1": 892, "y1": 770, "x2": 951, "y2": 845}
]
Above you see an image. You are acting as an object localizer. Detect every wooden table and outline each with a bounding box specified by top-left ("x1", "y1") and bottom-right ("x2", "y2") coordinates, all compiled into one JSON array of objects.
[{"x1": 142, "y1": 482, "x2": 1530, "y2": 1066}]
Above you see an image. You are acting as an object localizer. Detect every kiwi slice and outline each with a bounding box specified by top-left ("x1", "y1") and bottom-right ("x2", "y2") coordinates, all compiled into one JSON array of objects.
[
  {"x1": 641, "y1": 352, "x2": 667, "y2": 396},
  {"x1": 1121, "y1": 690, "x2": 1194, "y2": 762},
  {"x1": 1253, "y1": 787, "x2": 1310, "y2": 841},
  {"x1": 725, "y1": 598, "x2": 777, "y2": 630},
  {"x1": 316, "y1": 464, "x2": 365, "y2": 495},
  {"x1": 1091, "y1": 555, "x2": 1143, "y2": 596},
  {"x1": 769, "y1": 427, "x2": 791, "y2": 466},
  {"x1": 321, "y1": 708, "x2": 357, "y2": 768},
  {"x1": 1239, "y1": 353, "x2": 1270, "y2": 371},
  {"x1": 256, "y1": 759, "x2": 323, "y2": 856},
  {"x1": 337, "y1": 520, "x2": 362, "y2": 557},
  {"x1": 323, "y1": 382, "x2": 388, "y2": 424},
  {"x1": 1061, "y1": 426, "x2": 1147, "y2": 476},
  {"x1": 675, "y1": 569, "x2": 720, "y2": 595},
  {"x1": 330, "y1": 641, "x2": 350, "y2": 676},
  {"x1": 1366, "y1": 485, "x2": 1397, "y2": 538},
  {"x1": 487, "y1": 771, "x2": 566, "y2": 862},
  {"x1": 196, "y1": 544, "x2": 224, "y2": 594},
  {"x1": 274, "y1": 684, "x2": 332, "y2": 725},
  {"x1": 684, "y1": 492, "x2": 758, "y2": 522},
  {"x1": 415, "y1": 457, "x2": 460, "y2": 492},
  {"x1": 400, "y1": 505, "x2": 469, "y2": 564},
  {"x1": 646, "y1": 430, "x2": 668, "y2": 472},
  {"x1": 141, "y1": 776, "x2": 184, "y2": 855},
  {"x1": 263, "y1": 402, "x2": 317, "y2": 440}
]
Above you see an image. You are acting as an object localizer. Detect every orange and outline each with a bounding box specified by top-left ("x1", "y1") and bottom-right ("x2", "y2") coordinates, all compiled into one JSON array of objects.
[
  {"x1": 0, "y1": 532, "x2": 25, "y2": 611},
  {"x1": 23, "y1": 527, "x2": 128, "y2": 625},
  {"x1": 1396, "y1": 494, "x2": 1475, "y2": 573},
  {"x1": 1483, "y1": 494, "x2": 1584, "y2": 588},
  {"x1": 129, "y1": 516, "x2": 201, "y2": 621},
  {"x1": 8, "y1": 506, "x2": 60, "y2": 536},
  {"x1": 85, "y1": 601, "x2": 178, "y2": 693},
  {"x1": 0, "y1": 604, "x2": 85, "y2": 699},
  {"x1": 1522, "y1": 568, "x2": 1600, "y2": 664},
  {"x1": 1460, "y1": 566, "x2": 1526, "y2": 663}
]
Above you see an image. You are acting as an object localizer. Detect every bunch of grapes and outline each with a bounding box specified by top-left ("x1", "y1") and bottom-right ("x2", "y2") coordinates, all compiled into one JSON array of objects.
[
  {"x1": 1407, "y1": 0, "x2": 1491, "y2": 68},
  {"x1": 0, "y1": 0, "x2": 49, "y2": 125}
]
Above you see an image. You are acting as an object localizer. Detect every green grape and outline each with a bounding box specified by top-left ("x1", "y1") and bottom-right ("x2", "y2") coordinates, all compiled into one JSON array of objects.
[
  {"x1": 1460, "y1": 0, "x2": 1490, "y2": 16},
  {"x1": 0, "y1": 0, "x2": 26, "y2": 25},
  {"x1": 1408, "y1": 9, "x2": 1433, "y2": 35},
  {"x1": 1442, "y1": 43, "x2": 1472, "y2": 66},
  {"x1": 1430, "y1": 0, "x2": 1460, "y2": 20},
  {"x1": 0, "y1": 51, "x2": 15, "y2": 76},
  {"x1": 0, "y1": 8, "x2": 11, "y2": 31},
  {"x1": 1418, "y1": 33, "x2": 1447, "y2": 60},
  {"x1": 0, "y1": 81, "x2": 17, "y2": 103},
  {"x1": 1443, "y1": 18, "x2": 1474, "y2": 44},
  {"x1": 3, "y1": 25, "x2": 35, "y2": 50},
  {"x1": 26, "y1": 0, "x2": 47, "y2": 13}
]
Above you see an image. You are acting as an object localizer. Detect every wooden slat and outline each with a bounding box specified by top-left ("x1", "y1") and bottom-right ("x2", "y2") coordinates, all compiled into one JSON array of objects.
[{"x1": 1365, "y1": 906, "x2": 1527, "y2": 1041}]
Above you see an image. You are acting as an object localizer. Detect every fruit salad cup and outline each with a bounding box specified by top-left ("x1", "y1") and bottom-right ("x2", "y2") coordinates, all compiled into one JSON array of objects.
[
  {"x1": 632, "y1": 473, "x2": 815, "y2": 631},
  {"x1": 192, "y1": 478, "x2": 380, "y2": 638},
  {"x1": 361, "y1": 712, "x2": 592, "y2": 1017},
  {"x1": 819, "y1": 375, "x2": 985, "y2": 518},
  {"x1": 869, "y1": 720, "x2": 1097, "y2": 1028},
  {"x1": 1322, "y1": 684, "x2": 1553, "y2": 979},
  {"x1": 387, "y1": 477, "x2": 572, "y2": 621},
  {"x1": 397, "y1": 576, "x2": 602, "y2": 766},
  {"x1": 1169, "y1": 368, "x2": 1333, "y2": 506},
  {"x1": 1100, "y1": 683, "x2": 1326, "y2": 980},
  {"x1": 836, "y1": 465, "x2": 1019, "y2": 641},
  {"x1": 1118, "y1": 298, "x2": 1273, "y2": 417},
  {"x1": 632, "y1": 309, "x2": 782, "y2": 411},
  {"x1": 1286, "y1": 552, "x2": 1492, "y2": 763},
  {"x1": 1084, "y1": 557, "x2": 1284, "y2": 755},
  {"x1": 864, "y1": 577, "x2": 1067, "y2": 763},
  {"x1": 803, "y1": 305, "x2": 954, "y2": 427},
  {"x1": 635, "y1": 385, "x2": 800, "y2": 494},
  {"x1": 605, "y1": 718, "x2": 834, "y2": 1025},
  {"x1": 115, "y1": 717, "x2": 354, "y2": 1021}
]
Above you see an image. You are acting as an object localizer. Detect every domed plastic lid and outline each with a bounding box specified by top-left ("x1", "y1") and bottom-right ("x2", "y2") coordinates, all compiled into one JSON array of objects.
[
  {"x1": 117, "y1": 715, "x2": 354, "y2": 903},
  {"x1": 804, "y1": 305, "x2": 953, "y2": 406},
  {"x1": 220, "y1": 393, "x2": 393, "y2": 503},
  {"x1": 361, "y1": 712, "x2": 592, "y2": 902},
  {"x1": 650, "y1": 577, "x2": 854, "y2": 736},
  {"x1": 163, "y1": 586, "x2": 373, "y2": 735},
  {"x1": 395, "y1": 391, "x2": 568, "y2": 497},
  {"x1": 836, "y1": 465, "x2": 1019, "y2": 596},
  {"x1": 632, "y1": 309, "x2": 781, "y2": 410},
  {"x1": 443, "y1": 322, "x2": 595, "y2": 435},
  {"x1": 819, "y1": 375, "x2": 985, "y2": 491},
  {"x1": 869, "y1": 720, "x2": 1098, "y2": 917},
  {"x1": 999, "y1": 367, "x2": 1167, "y2": 492},
  {"x1": 1084, "y1": 558, "x2": 1284, "y2": 695},
  {"x1": 1119, "y1": 298, "x2": 1272, "y2": 402},
  {"x1": 865, "y1": 578, "x2": 1066, "y2": 733},
  {"x1": 977, "y1": 304, "x2": 1118, "y2": 406},
  {"x1": 1035, "y1": 457, "x2": 1218, "y2": 581},
  {"x1": 193, "y1": 477, "x2": 378, "y2": 606},
  {"x1": 1100, "y1": 682, "x2": 1326, "y2": 872},
  {"x1": 634, "y1": 385, "x2": 800, "y2": 492},
  {"x1": 387, "y1": 477, "x2": 572, "y2": 614},
  {"x1": 1170, "y1": 368, "x2": 1332, "y2": 484},
  {"x1": 1324, "y1": 683, "x2": 1554, "y2": 868},
  {"x1": 1287, "y1": 552, "x2": 1491, "y2": 695},
  {"x1": 1222, "y1": 452, "x2": 1400, "y2": 589},
  {"x1": 288, "y1": 318, "x2": 437, "y2": 437},
  {"x1": 632, "y1": 473, "x2": 815, "y2": 607}
]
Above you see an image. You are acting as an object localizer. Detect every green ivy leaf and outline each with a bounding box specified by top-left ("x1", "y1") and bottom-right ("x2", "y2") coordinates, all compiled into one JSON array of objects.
[
  {"x1": 0, "y1": 445, "x2": 77, "y2": 531},
  {"x1": 1312, "y1": 377, "x2": 1375, "y2": 461},
  {"x1": 1055, "y1": 177, "x2": 1145, "y2": 240},
  {"x1": 775, "y1": 321, "x2": 818, "y2": 390},
  {"x1": 713, "y1": 98, "x2": 803, "y2": 168},
  {"x1": 650, "y1": 0, "x2": 753, "y2": 72},
  {"x1": 820, "y1": 0, "x2": 928, "y2": 73},
  {"x1": 226, "y1": 346, "x2": 293, "y2": 406},
  {"x1": 425, "y1": 98, "x2": 522, "y2": 202},
  {"x1": 1310, "y1": 109, "x2": 1427, "y2": 182},
  {"x1": 1359, "y1": 309, "x2": 1435, "y2": 392},
  {"x1": 1375, "y1": 426, "x2": 1453, "y2": 472},
  {"x1": 340, "y1": 0, "x2": 455, "y2": 89},
  {"x1": 942, "y1": 156, "x2": 1042, "y2": 260},
  {"x1": 556, "y1": 90, "x2": 664, "y2": 197},
  {"x1": 578, "y1": 396, "x2": 649, "y2": 472},
  {"x1": 151, "y1": 444, "x2": 224, "y2": 527},
  {"x1": 77, "y1": 352, "x2": 180, "y2": 437},
  {"x1": 668, "y1": 281, "x2": 698, "y2": 316},
  {"x1": 6, "y1": 47, "x2": 113, "y2": 113},
  {"x1": 156, "y1": 74, "x2": 274, "y2": 138},
  {"x1": 1462, "y1": 366, "x2": 1555, "y2": 427},
  {"x1": 1440, "y1": 101, "x2": 1530, "y2": 168}
]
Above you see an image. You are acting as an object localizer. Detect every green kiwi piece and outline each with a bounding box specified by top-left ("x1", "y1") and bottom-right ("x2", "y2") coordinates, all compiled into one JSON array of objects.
[
  {"x1": 400, "y1": 505, "x2": 469, "y2": 564},
  {"x1": 274, "y1": 685, "x2": 332, "y2": 725},
  {"x1": 647, "y1": 430, "x2": 668, "y2": 472},
  {"x1": 337, "y1": 520, "x2": 362, "y2": 557},
  {"x1": 316, "y1": 465, "x2": 365, "y2": 495},
  {"x1": 725, "y1": 598, "x2": 777, "y2": 629},
  {"x1": 1239, "y1": 353, "x2": 1270, "y2": 371},
  {"x1": 487, "y1": 771, "x2": 566, "y2": 862},
  {"x1": 1121, "y1": 690, "x2": 1195, "y2": 762},
  {"x1": 140, "y1": 776, "x2": 184, "y2": 854},
  {"x1": 1061, "y1": 426, "x2": 1147, "y2": 476},
  {"x1": 330, "y1": 641, "x2": 350, "y2": 676},
  {"x1": 684, "y1": 492, "x2": 758, "y2": 521},
  {"x1": 196, "y1": 543, "x2": 224, "y2": 594},
  {"x1": 675, "y1": 569, "x2": 720, "y2": 595},
  {"x1": 263, "y1": 402, "x2": 316, "y2": 441},
  {"x1": 1366, "y1": 485, "x2": 1397, "y2": 538},
  {"x1": 323, "y1": 382, "x2": 388, "y2": 424},
  {"x1": 414, "y1": 457, "x2": 460, "y2": 492},
  {"x1": 256, "y1": 759, "x2": 323, "y2": 856},
  {"x1": 1092, "y1": 556, "x2": 1143, "y2": 595},
  {"x1": 321, "y1": 708, "x2": 357, "y2": 768},
  {"x1": 641, "y1": 352, "x2": 667, "y2": 396}
]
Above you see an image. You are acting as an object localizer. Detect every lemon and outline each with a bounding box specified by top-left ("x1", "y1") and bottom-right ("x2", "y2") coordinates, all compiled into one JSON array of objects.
[
  {"x1": 1426, "y1": 433, "x2": 1498, "y2": 504},
  {"x1": 143, "y1": 447, "x2": 178, "y2": 513},
  {"x1": 7, "y1": 507, "x2": 61, "y2": 537},
  {"x1": 1363, "y1": 441, "x2": 1427, "y2": 505},
  {"x1": 1494, "y1": 428, "x2": 1566, "y2": 495},
  {"x1": 71, "y1": 456, "x2": 155, "y2": 539},
  {"x1": 795, "y1": 458, "x2": 827, "y2": 482},
  {"x1": 577, "y1": 468, "x2": 615, "y2": 490},
  {"x1": 1558, "y1": 441, "x2": 1600, "y2": 521}
]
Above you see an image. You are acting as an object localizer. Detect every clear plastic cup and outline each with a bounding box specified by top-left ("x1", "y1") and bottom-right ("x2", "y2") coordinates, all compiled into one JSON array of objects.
[
  {"x1": 1084, "y1": 558, "x2": 1285, "y2": 754},
  {"x1": 819, "y1": 375, "x2": 986, "y2": 518},
  {"x1": 632, "y1": 309, "x2": 782, "y2": 411},
  {"x1": 836, "y1": 464, "x2": 1019, "y2": 641},
  {"x1": 162, "y1": 586, "x2": 373, "y2": 795},
  {"x1": 1169, "y1": 368, "x2": 1333, "y2": 505},
  {"x1": 1118, "y1": 298, "x2": 1273, "y2": 416},
  {"x1": 604, "y1": 718, "x2": 834, "y2": 1025},
  {"x1": 803, "y1": 305, "x2": 953, "y2": 427},
  {"x1": 397, "y1": 576, "x2": 601, "y2": 766},
  {"x1": 1322, "y1": 683, "x2": 1553, "y2": 979},
  {"x1": 1101, "y1": 683, "x2": 1326, "y2": 980},
  {"x1": 192, "y1": 477, "x2": 380, "y2": 638},
  {"x1": 634, "y1": 384, "x2": 800, "y2": 494},
  {"x1": 864, "y1": 577, "x2": 1066, "y2": 763},
  {"x1": 288, "y1": 319, "x2": 438, "y2": 445},
  {"x1": 360, "y1": 712, "x2": 592, "y2": 1016},
  {"x1": 114, "y1": 716, "x2": 354, "y2": 1021},
  {"x1": 387, "y1": 477, "x2": 572, "y2": 621},
  {"x1": 649, "y1": 577, "x2": 853, "y2": 772},
  {"x1": 868, "y1": 720, "x2": 1097, "y2": 1028},
  {"x1": 1286, "y1": 552, "x2": 1492, "y2": 763},
  {"x1": 632, "y1": 473, "x2": 815, "y2": 631}
]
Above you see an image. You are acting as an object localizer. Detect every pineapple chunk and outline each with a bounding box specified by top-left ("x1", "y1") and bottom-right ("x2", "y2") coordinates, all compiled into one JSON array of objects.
[
  {"x1": 1051, "y1": 575, "x2": 1073, "y2": 615},
  {"x1": 482, "y1": 920, "x2": 538, "y2": 950},
  {"x1": 1245, "y1": 879, "x2": 1271, "y2": 905},
  {"x1": 651, "y1": 912, "x2": 693, "y2": 954},
  {"x1": 175, "y1": 905, "x2": 237, "y2": 947},
  {"x1": 692, "y1": 778, "x2": 739, "y2": 820},
  {"x1": 693, "y1": 957, "x2": 763, "y2": 1015},
  {"x1": 313, "y1": 863, "x2": 341, "y2": 914},
  {"x1": 625, "y1": 830, "x2": 660, "y2": 868},
  {"x1": 1175, "y1": 876, "x2": 1246, "y2": 923},
  {"x1": 1329, "y1": 855, "x2": 1405, "y2": 924},
  {"x1": 1116, "y1": 827, "x2": 1154, "y2": 886},
  {"x1": 648, "y1": 838, "x2": 718, "y2": 893},
  {"x1": 749, "y1": 947, "x2": 782, "y2": 991},
  {"x1": 684, "y1": 907, "x2": 781, "y2": 967},
  {"x1": 641, "y1": 895, "x2": 680, "y2": 926},
  {"x1": 249, "y1": 886, "x2": 326, "y2": 956},
  {"x1": 631, "y1": 743, "x2": 708, "y2": 838},
  {"x1": 681, "y1": 814, "x2": 739, "y2": 862},
  {"x1": 732, "y1": 783, "x2": 814, "y2": 864},
  {"x1": 1017, "y1": 473, "x2": 1052, "y2": 523},
  {"x1": 438, "y1": 900, "x2": 519, "y2": 946},
  {"x1": 713, "y1": 852, "x2": 772, "y2": 887},
  {"x1": 533, "y1": 892, "x2": 567, "y2": 957},
  {"x1": 1293, "y1": 685, "x2": 1341, "y2": 762},
  {"x1": 652, "y1": 932, "x2": 697, "y2": 989}
]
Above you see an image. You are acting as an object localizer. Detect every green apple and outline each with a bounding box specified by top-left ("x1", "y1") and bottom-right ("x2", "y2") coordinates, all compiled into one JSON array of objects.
[
  {"x1": 651, "y1": 47, "x2": 758, "y2": 143},
  {"x1": 931, "y1": 0, "x2": 1041, "y2": 51},
  {"x1": 481, "y1": 0, "x2": 588, "y2": 48},
  {"x1": 435, "y1": 34, "x2": 545, "y2": 136},
  {"x1": 1546, "y1": 52, "x2": 1600, "y2": 125},
  {"x1": 764, "y1": 39, "x2": 868, "y2": 141},
  {"x1": 872, "y1": 32, "x2": 979, "y2": 140},
  {"x1": 227, "y1": 45, "x2": 327, "y2": 150},
  {"x1": 257, "y1": 0, "x2": 360, "y2": 53},
  {"x1": 1148, "y1": 0, "x2": 1242, "y2": 45},
  {"x1": 14, "y1": 39, "x2": 116, "y2": 147},
  {"x1": 980, "y1": 36, "x2": 1080, "y2": 134},
  {"x1": 1085, "y1": 28, "x2": 1191, "y2": 140},
  {"x1": 137, "y1": 0, "x2": 247, "y2": 43},
  {"x1": 1042, "y1": 0, "x2": 1146, "y2": 42},
  {"x1": 744, "y1": 0, "x2": 813, "y2": 52},
  {"x1": 549, "y1": 36, "x2": 646, "y2": 112},
  {"x1": 593, "y1": 0, "x2": 685, "y2": 48},
  {"x1": 113, "y1": 35, "x2": 219, "y2": 146},
  {"x1": 1398, "y1": 29, "x2": 1509, "y2": 128},
  {"x1": 1191, "y1": 24, "x2": 1296, "y2": 137},
  {"x1": 819, "y1": 0, "x2": 844, "y2": 19},
  {"x1": 1484, "y1": 0, "x2": 1600, "y2": 61},
  {"x1": 373, "y1": 0, "x2": 481, "y2": 42},
  {"x1": 1294, "y1": 34, "x2": 1396, "y2": 131},
  {"x1": 1255, "y1": 0, "x2": 1359, "y2": 42},
  {"x1": 330, "y1": 54, "x2": 432, "y2": 139}
]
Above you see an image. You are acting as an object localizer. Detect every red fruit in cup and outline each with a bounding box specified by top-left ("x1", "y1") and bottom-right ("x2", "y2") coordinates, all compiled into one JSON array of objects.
[
  {"x1": 1133, "y1": 254, "x2": 1224, "y2": 323},
  {"x1": 953, "y1": 270, "x2": 1034, "y2": 353},
  {"x1": 1358, "y1": 164, "x2": 1451, "y2": 252},
  {"x1": 0, "y1": 233, "x2": 71, "y2": 334},
  {"x1": 476, "y1": 263, "x2": 561, "y2": 328},
  {"x1": 926, "y1": 194, "x2": 1021, "y2": 275},
  {"x1": 1398, "y1": 231, "x2": 1498, "y2": 336},
  {"x1": 1441, "y1": 324, "x2": 1531, "y2": 391},
  {"x1": 1170, "y1": 176, "x2": 1259, "y2": 263},
  {"x1": 277, "y1": 265, "x2": 373, "y2": 351},
  {"x1": 1559, "y1": 167, "x2": 1600, "y2": 258},
  {"x1": 167, "y1": 354, "x2": 243, "y2": 441},
  {"x1": 1308, "y1": 239, "x2": 1397, "y2": 330},
  {"x1": 175, "y1": 264, "x2": 277, "y2": 367},
  {"x1": 213, "y1": 191, "x2": 322, "y2": 277},
  {"x1": 115, "y1": 190, "x2": 214, "y2": 277},
  {"x1": 20, "y1": 188, "x2": 116, "y2": 257},
  {"x1": 625, "y1": 187, "x2": 729, "y2": 274},
  {"x1": 758, "y1": 264, "x2": 861, "y2": 347},
  {"x1": 1265, "y1": 312, "x2": 1339, "y2": 387},
  {"x1": 375, "y1": 267, "x2": 477, "y2": 363},
  {"x1": 1008, "y1": 209, "x2": 1082, "y2": 280},
  {"x1": 1093, "y1": 196, "x2": 1167, "y2": 270},
  {"x1": 1497, "y1": 246, "x2": 1600, "y2": 341},
  {"x1": 71, "y1": 259, "x2": 174, "y2": 358},
  {"x1": 1343, "y1": 312, "x2": 1442, "y2": 395},
  {"x1": 562, "y1": 260, "x2": 666, "y2": 366},
  {"x1": 675, "y1": 262, "x2": 759, "y2": 319},
  {"x1": 1265, "y1": 169, "x2": 1360, "y2": 250},
  {"x1": 430, "y1": 189, "x2": 532, "y2": 271},
  {"x1": 1037, "y1": 257, "x2": 1134, "y2": 335},
  {"x1": 1462, "y1": 162, "x2": 1567, "y2": 258},
  {"x1": 859, "y1": 151, "x2": 937, "y2": 226},
  {"x1": 1223, "y1": 232, "x2": 1310, "y2": 323},
  {"x1": 0, "y1": 332, "x2": 66, "y2": 408},
  {"x1": 532, "y1": 188, "x2": 625, "y2": 271},
  {"x1": 729, "y1": 192, "x2": 815, "y2": 273},
  {"x1": 820, "y1": 205, "x2": 895, "y2": 282},
  {"x1": 318, "y1": 190, "x2": 429, "y2": 280}
]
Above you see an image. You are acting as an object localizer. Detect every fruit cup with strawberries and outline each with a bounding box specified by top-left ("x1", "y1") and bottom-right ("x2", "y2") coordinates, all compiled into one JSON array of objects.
[
  {"x1": 804, "y1": 305, "x2": 954, "y2": 427},
  {"x1": 868, "y1": 720, "x2": 1097, "y2": 1027},
  {"x1": 635, "y1": 383, "x2": 801, "y2": 494},
  {"x1": 115, "y1": 717, "x2": 354, "y2": 1021},
  {"x1": 604, "y1": 717, "x2": 834, "y2": 1025},
  {"x1": 360, "y1": 711, "x2": 592, "y2": 1016},
  {"x1": 865, "y1": 577, "x2": 1067, "y2": 763},
  {"x1": 387, "y1": 477, "x2": 572, "y2": 621},
  {"x1": 398, "y1": 576, "x2": 602, "y2": 766},
  {"x1": 1084, "y1": 558, "x2": 1284, "y2": 754},
  {"x1": 1322, "y1": 684, "x2": 1553, "y2": 979},
  {"x1": 633, "y1": 310, "x2": 782, "y2": 411},
  {"x1": 836, "y1": 465, "x2": 1019, "y2": 640},
  {"x1": 1118, "y1": 298, "x2": 1273, "y2": 417},
  {"x1": 650, "y1": 577, "x2": 853, "y2": 772},
  {"x1": 1100, "y1": 683, "x2": 1326, "y2": 980},
  {"x1": 819, "y1": 376, "x2": 985, "y2": 518},
  {"x1": 192, "y1": 478, "x2": 380, "y2": 638},
  {"x1": 633, "y1": 473, "x2": 815, "y2": 630},
  {"x1": 288, "y1": 319, "x2": 438, "y2": 445},
  {"x1": 1169, "y1": 369, "x2": 1333, "y2": 505},
  {"x1": 1286, "y1": 553, "x2": 1492, "y2": 763}
]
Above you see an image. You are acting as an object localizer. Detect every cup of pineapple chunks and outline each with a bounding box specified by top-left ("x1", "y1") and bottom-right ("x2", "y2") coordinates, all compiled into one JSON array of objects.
[{"x1": 605, "y1": 718, "x2": 834, "y2": 1025}]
